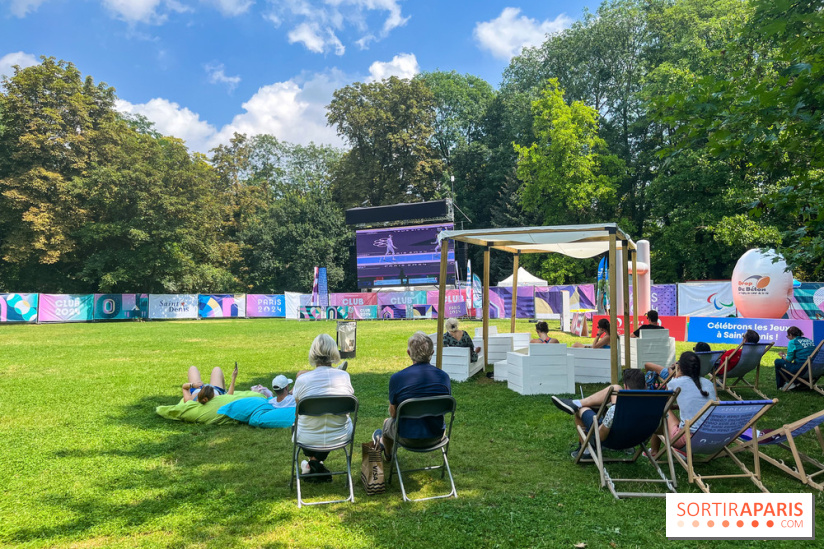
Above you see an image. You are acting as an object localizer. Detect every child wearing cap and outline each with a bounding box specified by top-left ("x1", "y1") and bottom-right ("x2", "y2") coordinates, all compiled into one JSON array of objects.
[{"x1": 269, "y1": 375, "x2": 296, "y2": 409}]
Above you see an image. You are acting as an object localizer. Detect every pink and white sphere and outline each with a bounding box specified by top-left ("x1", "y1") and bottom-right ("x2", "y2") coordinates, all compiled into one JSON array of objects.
[{"x1": 731, "y1": 249, "x2": 793, "y2": 319}]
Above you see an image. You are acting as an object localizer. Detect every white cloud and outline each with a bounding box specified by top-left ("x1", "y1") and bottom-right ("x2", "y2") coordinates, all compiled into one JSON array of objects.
[
  {"x1": 474, "y1": 7, "x2": 572, "y2": 60},
  {"x1": 116, "y1": 97, "x2": 218, "y2": 152},
  {"x1": 101, "y1": 0, "x2": 190, "y2": 24},
  {"x1": 7, "y1": 0, "x2": 48, "y2": 17},
  {"x1": 0, "y1": 51, "x2": 38, "y2": 80},
  {"x1": 203, "y1": 0, "x2": 253, "y2": 16},
  {"x1": 205, "y1": 62, "x2": 241, "y2": 91},
  {"x1": 366, "y1": 53, "x2": 418, "y2": 82}
]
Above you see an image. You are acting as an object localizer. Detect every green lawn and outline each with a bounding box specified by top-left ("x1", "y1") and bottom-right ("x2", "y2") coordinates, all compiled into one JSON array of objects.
[{"x1": 1, "y1": 319, "x2": 822, "y2": 548}]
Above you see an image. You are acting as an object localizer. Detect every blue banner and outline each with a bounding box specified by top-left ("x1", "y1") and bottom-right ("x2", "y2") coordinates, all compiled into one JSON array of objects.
[
  {"x1": 687, "y1": 317, "x2": 814, "y2": 346},
  {"x1": 318, "y1": 267, "x2": 329, "y2": 307}
]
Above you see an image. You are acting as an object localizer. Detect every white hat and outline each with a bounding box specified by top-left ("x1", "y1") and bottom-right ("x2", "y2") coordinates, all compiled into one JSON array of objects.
[{"x1": 272, "y1": 375, "x2": 293, "y2": 390}]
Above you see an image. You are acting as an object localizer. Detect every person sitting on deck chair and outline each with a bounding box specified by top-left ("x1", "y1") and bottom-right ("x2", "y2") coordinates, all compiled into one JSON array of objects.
[
  {"x1": 775, "y1": 326, "x2": 816, "y2": 390},
  {"x1": 643, "y1": 342, "x2": 710, "y2": 390},
  {"x1": 715, "y1": 329, "x2": 760, "y2": 376},
  {"x1": 551, "y1": 369, "x2": 646, "y2": 459},
  {"x1": 373, "y1": 331, "x2": 452, "y2": 460}
]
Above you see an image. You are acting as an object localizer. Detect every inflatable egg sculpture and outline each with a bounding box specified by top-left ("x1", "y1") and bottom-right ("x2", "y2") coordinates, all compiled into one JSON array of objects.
[{"x1": 731, "y1": 249, "x2": 793, "y2": 318}]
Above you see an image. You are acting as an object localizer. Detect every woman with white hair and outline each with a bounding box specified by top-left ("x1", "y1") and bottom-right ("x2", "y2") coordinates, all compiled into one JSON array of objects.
[
  {"x1": 442, "y1": 317, "x2": 481, "y2": 363},
  {"x1": 293, "y1": 333, "x2": 355, "y2": 482}
]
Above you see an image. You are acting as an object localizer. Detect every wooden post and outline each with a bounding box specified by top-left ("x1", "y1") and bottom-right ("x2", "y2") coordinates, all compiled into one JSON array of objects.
[
  {"x1": 631, "y1": 247, "x2": 639, "y2": 334},
  {"x1": 483, "y1": 246, "x2": 491, "y2": 370},
  {"x1": 436, "y1": 238, "x2": 449, "y2": 369},
  {"x1": 609, "y1": 231, "x2": 619, "y2": 384},
  {"x1": 622, "y1": 240, "x2": 631, "y2": 372},
  {"x1": 510, "y1": 253, "x2": 520, "y2": 333}
]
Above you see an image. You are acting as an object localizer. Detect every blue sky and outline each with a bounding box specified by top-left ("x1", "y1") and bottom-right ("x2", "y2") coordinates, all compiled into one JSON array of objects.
[{"x1": 1, "y1": 0, "x2": 599, "y2": 153}]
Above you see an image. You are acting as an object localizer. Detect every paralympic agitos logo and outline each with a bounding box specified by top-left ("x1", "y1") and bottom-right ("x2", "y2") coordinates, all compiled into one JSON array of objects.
[
  {"x1": 707, "y1": 293, "x2": 734, "y2": 310},
  {"x1": 737, "y1": 275, "x2": 771, "y2": 295}
]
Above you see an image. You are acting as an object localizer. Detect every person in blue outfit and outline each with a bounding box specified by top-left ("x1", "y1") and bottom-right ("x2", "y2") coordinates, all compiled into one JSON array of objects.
[
  {"x1": 775, "y1": 326, "x2": 816, "y2": 390},
  {"x1": 373, "y1": 331, "x2": 452, "y2": 460},
  {"x1": 181, "y1": 364, "x2": 237, "y2": 404}
]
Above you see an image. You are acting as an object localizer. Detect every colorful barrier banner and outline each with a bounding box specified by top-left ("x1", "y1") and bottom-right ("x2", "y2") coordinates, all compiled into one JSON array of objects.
[
  {"x1": 591, "y1": 314, "x2": 688, "y2": 341},
  {"x1": 425, "y1": 289, "x2": 465, "y2": 306},
  {"x1": 148, "y1": 294, "x2": 198, "y2": 320},
  {"x1": 650, "y1": 284, "x2": 677, "y2": 317},
  {"x1": 488, "y1": 287, "x2": 534, "y2": 318},
  {"x1": 546, "y1": 284, "x2": 596, "y2": 312},
  {"x1": 94, "y1": 294, "x2": 148, "y2": 320},
  {"x1": 534, "y1": 288, "x2": 564, "y2": 316},
  {"x1": 39, "y1": 294, "x2": 94, "y2": 323},
  {"x1": 412, "y1": 305, "x2": 435, "y2": 319},
  {"x1": 329, "y1": 293, "x2": 378, "y2": 307},
  {"x1": 380, "y1": 305, "x2": 407, "y2": 319},
  {"x1": 199, "y1": 295, "x2": 245, "y2": 318},
  {"x1": 378, "y1": 291, "x2": 427, "y2": 307},
  {"x1": 687, "y1": 317, "x2": 813, "y2": 346},
  {"x1": 325, "y1": 306, "x2": 351, "y2": 320},
  {"x1": 246, "y1": 294, "x2": 285, "y2": 317},
  {"x1": 0, "y1": 293, "x2": 38, "y2": 322},
  {"x1": 677, "y1": 281, "x2": 736, "y2": 317},
  {"x1": 787, "y1": 283, "x2": 824, "y2": 320},
  {"x1": 351, "y1": 305, "x2": 378, "y2": 320},
  {"x1": 300, "y1": 306, "x2": 325, "y2": 320}
]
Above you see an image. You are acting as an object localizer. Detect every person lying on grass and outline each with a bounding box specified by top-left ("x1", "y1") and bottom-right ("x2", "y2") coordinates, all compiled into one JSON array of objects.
[
  {"x1": 182, "y1": 364, "x2": 238, "y2": 404},
  {"x1": 552, "y1": 368, "x2": 645, "y2": 459},
  {"x1": 649, "y1": 351, "x2": 716, "y2": 454}
]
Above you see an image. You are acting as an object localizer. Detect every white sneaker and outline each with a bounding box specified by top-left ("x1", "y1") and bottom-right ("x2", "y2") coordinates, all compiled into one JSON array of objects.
[
  {"x1": 300, "y1": 460, "x2": 311, "y2": 475},
  {"x1": 786, "y1": 382, "x2": 799, "y2": 391}
]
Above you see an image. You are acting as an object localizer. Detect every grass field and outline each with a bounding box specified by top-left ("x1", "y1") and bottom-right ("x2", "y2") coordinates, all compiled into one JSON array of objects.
[{"x1": 1, "y1": 318, "x2": 822, "y2": 548}]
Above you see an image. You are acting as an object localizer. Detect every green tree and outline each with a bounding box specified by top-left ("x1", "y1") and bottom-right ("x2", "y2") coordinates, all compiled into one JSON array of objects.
[{"x1": 327, "y1": 76, "x2": 444, "y2": 207}]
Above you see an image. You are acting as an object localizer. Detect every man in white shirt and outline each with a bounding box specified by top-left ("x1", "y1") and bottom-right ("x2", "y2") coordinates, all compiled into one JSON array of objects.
[{"x1": 269, "y1": 374, "x2": 296, "y2": 408}]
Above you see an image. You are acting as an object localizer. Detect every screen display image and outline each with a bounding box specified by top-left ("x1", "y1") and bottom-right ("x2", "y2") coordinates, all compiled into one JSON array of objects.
[{"x1": 356, "y1": 223, "x2": 456, "y2": 288}]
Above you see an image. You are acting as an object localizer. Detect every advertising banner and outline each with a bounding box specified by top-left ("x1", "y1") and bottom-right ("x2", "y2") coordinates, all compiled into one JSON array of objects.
[
  {"x1": 94, "y1": 294, "x2": 148, "y2": 320},
  {"x1": 0, "y1": 293, "x2": 38, "y2": 322},
  {"x1": 425, "y1": 289, "x2": 466, "y2": 307},
  {"x1": 351, "y1": 305, "x2": 378, "y2": 320},
  {"x1": 787, "y1": 283, "x2": 824, "y2": 320},
  {"x1": 329, "y1": 293, "x2": 378, "y2": 307},
  {"x1": 489, "y1": 287, "x2": 535, "y2": 319},
  {"x1": 246, "y1": 294, "x2": 286, "y2": 318},
  {"x1": 677, "y1": 282, "x2": 736, "y2": 317},
  {"x1": 380, "y1": 305, "x2": 407, "y2": 319},
  {"x1": 591, "y1": 314, "x2": 688, "y2": 341},
  {"x1": 651, "y1": 284, "x2": 678, "y2": 317},
  {"x1": 325, "y1": 306, "x2": 350, "y2": 320},
  {"x1": 39, "y1": 294, "x2": 94, "y2": 323},
  {"x1": 687, "y1": 317, "x2": 812, "y2": 346},
  {"x1": 300, "y1": 306, "x2": 325, "y2": 320},
  {"x1": 199, "y1": 295, "x2": 246, "y2": 318},
  {"x1": 412, "y1": 305, "x2": 435, "y2": 319},
  {"x1": 378, "y1": 291, "x2": 427, "y2": 307},
  {"x1": 547, "y1": 284, "x2": 596, "y2": 312},
  {"x1": 535, "y1": 287, "x2": 564, "y2": 317},
  {"x1": 317, "y1": 267, "x2": 329, "y2": 307},
  {"x1": 285, "y1": 292, "x2": 301, "y2": 319},
  {"x1": 148, "y1": 294, "x2": 198, "y2": 320}
]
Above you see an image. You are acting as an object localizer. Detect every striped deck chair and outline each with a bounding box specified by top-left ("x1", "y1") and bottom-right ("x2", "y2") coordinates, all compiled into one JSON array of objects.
[
  {"x1": 667, "y1": 399, "x2": 777, "y2": 493},
  {"x1": 778, "y1": 341, "x2": 824, "y2": 396},
  {"x1": 712, "y1": 343, "x2": 774, "y2": 400},
  {"x1": 575, "y1": 388, "x2": 680, "y2": 499},
  {"x1": 695, "y1": 350, "x2": 724, "y2": 378},
  {"x1": 735, "y1": 409, "x2": 824, "y2": 491}
]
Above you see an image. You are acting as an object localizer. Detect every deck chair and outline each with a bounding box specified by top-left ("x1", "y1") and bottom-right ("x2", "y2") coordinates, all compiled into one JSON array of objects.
[
  {"x1": 778, "y1": 340, "x2": 824, "y2": 395},
  {"x1": 696, "y1": 350, "x2": 724, "y2": 377},
  {"x1": 734, "y1": 409, "x2": 824, "y2": 491},
  {"x1": 712, "y1": 342, "x2": 774, "y2": 400},
  {"x1": 574, "y1": 388, "x2": 680, "y2": 499},
  {"x1": 290, "y1": 395, "x2": 359, "y2": 508},
  {"x1": 386, "y1": 395, "x2": 457, "y2": 502},
  {"x1": 666, "y1": 399, "x2": 776, "y2": 493}
]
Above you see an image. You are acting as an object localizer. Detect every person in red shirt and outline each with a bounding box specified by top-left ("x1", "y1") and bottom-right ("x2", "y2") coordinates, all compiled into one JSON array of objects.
[{"x1": 715, "y1": 330, "x2": 760, "y2": 375}]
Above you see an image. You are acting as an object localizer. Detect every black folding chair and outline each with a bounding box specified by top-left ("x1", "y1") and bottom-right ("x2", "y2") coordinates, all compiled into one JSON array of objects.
[
  {"x1": 387, "y1": 395, "x2": 457, "y2": 502},
  {"x1": 290, "y1": 395, "x2": 358, "y2": 508}
]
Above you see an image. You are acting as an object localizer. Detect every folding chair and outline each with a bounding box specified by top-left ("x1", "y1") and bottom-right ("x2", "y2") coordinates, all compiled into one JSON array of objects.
[
  {"x1": 695, "y1": 350, "x2": 724, "y2": 377},
  {"x1": 666, "y1": 399, "x2": 777, "y2": 493},
  {"x1": 735, "y1": 409, "x2": 824, "y2": 491},
  {"x1": 575, "y1": 388, "x2": 680, "y2": 499},
  {"x1": 778, "y1": 341, "x2": 824, "y2": 395},
  {"x1": 386, "y1": 395, "x2": 457, "y2": 502},
  {"x1": 712, "y1": 343, "x2": 774, "y2": 400},
  {"x1": 290, "y1": 395, "x2": 358, "y2": 508}
]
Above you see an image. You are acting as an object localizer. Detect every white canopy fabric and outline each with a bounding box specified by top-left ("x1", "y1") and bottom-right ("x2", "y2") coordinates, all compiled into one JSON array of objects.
[
  {"x1": 497, "y1": 267, "x2": 547, "y2": 287},
  {"x1": 438, "y1": 223, "x2": 635, "y2": 259}
]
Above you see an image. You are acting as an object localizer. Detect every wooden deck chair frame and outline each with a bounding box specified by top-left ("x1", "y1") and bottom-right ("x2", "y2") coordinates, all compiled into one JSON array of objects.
[
  {"x1": 575, "y1": 387, "x2": 680, "y2": 499},
  {"x1": 778, "y1": 340, "x2": 824, "y2": 396},
  {"x1": 733, "y1": 409, "x2": 824, "y2": 491},
  {"x1": 290, "y1": 395, "x2": 359, "y2": 508},
  {"x1": 712, "y1": 343, "x2": 774, "y2": 400},
  {"x1": 664, "y1": 398, "x2": 777, "y2": 493},
  {"x1": 387, "y1": 395, "x2": 457, "y2": 502}
]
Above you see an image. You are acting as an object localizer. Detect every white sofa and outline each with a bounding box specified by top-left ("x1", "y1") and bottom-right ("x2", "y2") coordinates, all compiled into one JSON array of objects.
[
  {"x1": 620, "y1": 328, "x2": 676, "y2": 370},
  {"x1": 474, "y1": 327, "x2": 531, "y2": 365},
  {"x1": 428, "y1": 333, "x2": 485, "y2": 382},
  {"x1": 506, "y1": 343, "x2": 575, "y2": 395},
  {"x1": 568, "y1": 341, "x2": 622, "y2": 384}
]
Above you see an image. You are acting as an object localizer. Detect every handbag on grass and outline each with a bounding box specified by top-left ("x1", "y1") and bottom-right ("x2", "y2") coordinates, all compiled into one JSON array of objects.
[{"x1": 361, "y1": 441, "x2": 386, "y2": 495}]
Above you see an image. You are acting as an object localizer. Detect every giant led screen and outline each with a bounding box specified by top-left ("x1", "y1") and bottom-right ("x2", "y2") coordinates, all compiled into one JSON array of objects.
[{"x1": 356, "y1": 223, "x2": 456, "y2": 288}]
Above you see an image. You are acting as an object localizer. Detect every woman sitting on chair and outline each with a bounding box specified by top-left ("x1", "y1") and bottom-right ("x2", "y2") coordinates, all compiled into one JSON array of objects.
[
  {"x1": 181, "y1": 364, "x2": 238, "y2": 404},
  {"x1": 443, "y1": 317, "x2": 481, "y2": 362},
  {"x1": 530, "y1": 321, "x2": 559, "y2": 344},
  {"x1": 572, "y1": 319, "x2": 610, "y2": 349},
  {"x1": 775, "y1": 326, "x2": 816, "y2": 390}
]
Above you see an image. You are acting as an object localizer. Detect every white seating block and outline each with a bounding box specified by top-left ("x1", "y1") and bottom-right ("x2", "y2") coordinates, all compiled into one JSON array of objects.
[
  {"x1": 507, "y1": 344, "x2": 574, "y2": 395},
  {"x1": 429, "y1": 333, "x2": 485, "y2": 382},
  {"x1": 620, "y1": 329, "x2": 676, "y2": 370},
  {"x1": 568, "y1": 345, "x2": 621, "y2": 384}
]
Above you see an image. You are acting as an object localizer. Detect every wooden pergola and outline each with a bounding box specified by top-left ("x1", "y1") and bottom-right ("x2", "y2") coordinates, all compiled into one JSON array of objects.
[{"x1": 436, "y1": 224, "x2": 639, "y2": 384}]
